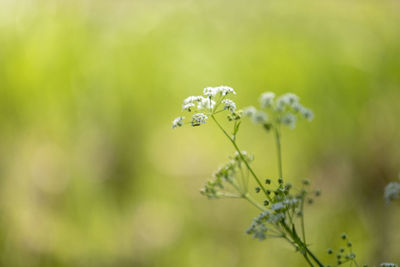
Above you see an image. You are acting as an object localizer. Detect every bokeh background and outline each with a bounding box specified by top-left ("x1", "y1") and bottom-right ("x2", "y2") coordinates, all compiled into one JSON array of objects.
[{"x1": 0, "y1": 0, "x2": 399, "y2": 266}]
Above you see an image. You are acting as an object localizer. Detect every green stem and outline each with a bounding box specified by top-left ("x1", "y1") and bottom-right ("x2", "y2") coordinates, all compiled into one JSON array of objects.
[
  {"x1": 218, "y1": 192, "x2": 242, "y2": 198},
  {"x1": 238, "y1": 164, "x2": 247, "y2": 193},
  {"x1": 211, "y1": 115, "x2": 269, "y2": 199},
  {"x1": 273, "y1": 125, "x2": 283, "y2": 179},
  {"x1": 281, "y1": 222, "x2": 324, "y2": 267},
  {"x1": 243, "y1": 193, "x2": 266, "y2": 211},
  {"x1": 304, "y1": 254, "x2": 315, "y2": 267},
  {"x1": 300, "y1": 197, "x2": 307, "y2": 244},
  {"x1": 305, "y1": 247, "x2": 324, "y2": 267}
]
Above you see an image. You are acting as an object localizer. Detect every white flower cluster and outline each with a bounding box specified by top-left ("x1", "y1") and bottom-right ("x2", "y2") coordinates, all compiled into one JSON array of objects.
[
  {"x1": 243, "y1": 106, "x2": 257, "y2": 117},
  {"x1": 204, "y1": 85, "x2": 236, "y2": 97},
  {"x1": 183, "y1": 96, "x2": 216, "y2": 111},
  {"x1": 381, "y1": 263, "x2": 398, "y2": 267},
  {"x1": 270, "y1": 198, "x2": 299, "y2": 212},
  {"x1": 276, "y1": 93, "x2": 299, "y2": 110},
  {"x1": 191, "y1": 113, "x2": 208, "y2": 126},
  {"x1": 281, "y1": 113, "x2": 296, "y2": 129},
  {"x1": 222, "y1": 99, "x2": 236, "y2": 112},
  {"x1": 260, "y1": 92, "x2": 275, "y2": 108},
  {"x1": 384, "y1": 181, "x2": 400, "y2": 203},
  {"x1": 243, "y1": 106, "x2": 268, "y2": 124},
  {"x1": 172, "y1": 116, "x2": 185, "y2": 129},
  {"x1": 276, "y1": 93, "x2": 313, "y2": 121},
  {"x1": 244, "y1": 91, "x2": 314, "y2": 129},
  {"x1": 172, "y1": 85, "x2": 237, "y2": 129}
]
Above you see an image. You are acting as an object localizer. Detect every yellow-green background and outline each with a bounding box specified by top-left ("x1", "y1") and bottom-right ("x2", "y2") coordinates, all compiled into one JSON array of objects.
[{"x1": 0, "y1": 0, "x2": 399, "y2": 266}]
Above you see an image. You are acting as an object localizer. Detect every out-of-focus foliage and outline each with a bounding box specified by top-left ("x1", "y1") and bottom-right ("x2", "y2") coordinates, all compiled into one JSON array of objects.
[{"x1": 0, "y1": 0, "x2": 399, "y2": 266}]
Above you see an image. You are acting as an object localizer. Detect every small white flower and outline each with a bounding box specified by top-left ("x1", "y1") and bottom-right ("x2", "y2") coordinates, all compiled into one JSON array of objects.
[
  {"x1": 292, "y1": 103, "x2": 303, "y2": 112},
  {"x1": 270, "y1": 202, "x2": 286, "y2": 211},
  {"x1": 259, "y1": 92, "x2": 275, "y2": 108},
  {"x1": 197, "y1": 96, "x2": 215, "y2": 110},
  {"x1": 275, "y1": 98, "x2": 286, "y2": 112},
  {"x1": 222, "y1": 99, "x2": 236, "y2": 112},
  {"x1": 283, "y1": 93, "x2": 299, "y2": 105},
  {"x1": 203, "y1": 87, "x2": 218, "y2": 97},
  {"x1": 191, "y1": 113, "x2": 208, "y2": 126},
  {"x1": 384, "y1": 182, "x2": 400, "y2": 203},
  {"x1": 252, "y1": 111, "x2": 268, "y2": 124},
  {"x1": 281, "y1": 113, "x2": 297, "y2": 129},
  {"x1": 183, "y1": 96, "x2": 201, "y2": 104},
  {"x1": 182, "y1": 103, "x2": 195, "y2": 111},
  {"x1": 276, "y1": 93, "x2": 299, "y2": 111},
  {"x1": 243, "y1": 106, "x2": 257, "y2": 117},
  {"x1": 301, "y1": 108, "x2": 314, "y2": 121},
  {"x1": 172, "y1": 116, "x2": 185, "y2": 129},
  {"x1": 182, "y1": 95, "x2": 215, "y2": 111},
  {"x1": 214, "y1": 86, "x2": 236, "y2": 96}
]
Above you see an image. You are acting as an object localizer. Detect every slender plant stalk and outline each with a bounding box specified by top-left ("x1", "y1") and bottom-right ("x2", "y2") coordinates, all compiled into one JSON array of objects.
[
  {"x1": 243, "y1": 193, "x2": 267, "y2": 211},
  {"x1": 272, "y1": 122, "x2": 323, "y2": 267},
  {"x1": 273, "y1": 125, "x2": 283, "y2": 179},
  {"x1": 304, "y1": 254, "x2": 315, "y2": 267},
  {"x1": 300, "y1": 197, "x2": 307, "y2": 244},
  {"x1": 280, "y1": 222, "x2": 324, "y2": 267},
  {"x1": 211, "y1": 115, "x2": 270, "y2": 200}
]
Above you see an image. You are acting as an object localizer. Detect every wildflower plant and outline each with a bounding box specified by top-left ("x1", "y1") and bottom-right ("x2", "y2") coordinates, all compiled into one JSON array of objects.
[{"x1": 172, "y1": 86, "x2": 398, "y2": 267}]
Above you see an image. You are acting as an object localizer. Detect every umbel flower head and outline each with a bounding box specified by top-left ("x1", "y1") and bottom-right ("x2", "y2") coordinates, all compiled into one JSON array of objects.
[
  {"x1": 171, "y1": 86, "x2": 237, "y2": 129},
  {"x1": 259, "y1": 92, "x2": 275, "y2": 108},
  {"x1": 244, "y1": 91, "x2": 314, "y2": 130},
  {"x1": 191, "y1": 113, "x2": 208, "y2": 126},
  {"x1": 200, "y1": 151, "x2": 254, "y2": 199}
]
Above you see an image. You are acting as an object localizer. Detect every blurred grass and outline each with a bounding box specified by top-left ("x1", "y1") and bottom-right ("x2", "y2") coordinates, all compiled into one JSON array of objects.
[{"x1": 0, "y1": 0, "x2": 399, "y2": 266}]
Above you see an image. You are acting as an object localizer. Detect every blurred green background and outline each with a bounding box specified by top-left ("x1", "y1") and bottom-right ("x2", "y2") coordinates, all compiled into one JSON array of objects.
[{"x1": 0, "y1": 0, "x2": 399, "y2": 266}]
